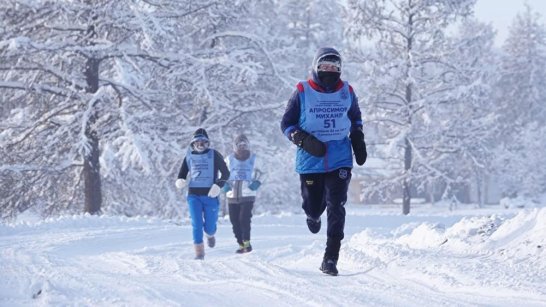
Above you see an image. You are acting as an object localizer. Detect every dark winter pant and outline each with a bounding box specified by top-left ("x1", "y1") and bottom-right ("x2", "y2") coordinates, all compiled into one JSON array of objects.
[
  {"x1": 300, "y1": 167, "x2": 351, "y2": 261},
  {"x1": 228, "y1": 201, "x2": 254, "y2": 245}
]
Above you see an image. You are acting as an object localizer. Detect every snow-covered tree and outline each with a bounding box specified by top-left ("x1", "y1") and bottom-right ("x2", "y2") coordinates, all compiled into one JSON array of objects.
[
  {"x1": 0, "y1": 0, "x2": 291, "y2": 219},
  {"x1": 493, "y1": 4, "x2": 546, "y2": 200},
  {"x1": 431, "y1": 19, "x2": 499, "y2": 207},
  {"x1": 345, "y1": 0, "x2": 494, "y2": 214},
  {"x1": 276, "y1": 0, "x2": 345, "y2": 78}
]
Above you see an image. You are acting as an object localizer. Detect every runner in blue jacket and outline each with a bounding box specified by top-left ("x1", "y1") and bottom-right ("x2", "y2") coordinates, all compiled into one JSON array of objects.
[{"x1": 280, "y1": 47, "x2": 367, "y2": 275}]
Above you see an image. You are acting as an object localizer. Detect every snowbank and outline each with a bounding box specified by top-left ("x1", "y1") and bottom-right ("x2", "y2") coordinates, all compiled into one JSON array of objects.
[{"x1": 348, "y1": 208, "x2": 545, "y2": 269}]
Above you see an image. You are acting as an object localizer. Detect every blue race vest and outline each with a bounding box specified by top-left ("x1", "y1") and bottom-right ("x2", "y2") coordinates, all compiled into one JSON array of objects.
[
  {"x1": 187, "y1": 150, "x2": 215, "y2": 188},
  {"x1": 295, "y1": 81, "x2": 353, "y2": 174},
  {"x1": 228, "y1": 154, "x2": 255, "y2": 181},
  {"x1": 300, "y1": 81, "x2": 351, "y2": 142}
]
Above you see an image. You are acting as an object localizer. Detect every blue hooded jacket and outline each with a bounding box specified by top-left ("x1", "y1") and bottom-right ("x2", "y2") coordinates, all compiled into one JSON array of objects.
[{"x1": 280, "y1": 47, "x2": 363, "y2": 174}]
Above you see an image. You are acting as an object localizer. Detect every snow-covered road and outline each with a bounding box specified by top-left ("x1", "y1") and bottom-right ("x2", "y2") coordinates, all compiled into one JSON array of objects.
[{"x1": 1, "y1": 206, "x2": 545, "y2": 306}]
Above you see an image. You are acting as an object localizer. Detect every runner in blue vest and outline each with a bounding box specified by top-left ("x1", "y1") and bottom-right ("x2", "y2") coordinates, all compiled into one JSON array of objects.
[
  {"x1": 223, "y1": 134, "x2": 262, "y2": 254},
  {"x1": 280, "y1": 47, "x2": 367, "y2": 275},
  {"x1": 175, "y1": 128, "x2": 230, "y2": 260}
]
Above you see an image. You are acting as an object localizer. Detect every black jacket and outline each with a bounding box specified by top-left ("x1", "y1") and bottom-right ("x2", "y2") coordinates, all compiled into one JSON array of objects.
[{"x1": 177, "y1": 149, "x2": 230, "y2": 196}]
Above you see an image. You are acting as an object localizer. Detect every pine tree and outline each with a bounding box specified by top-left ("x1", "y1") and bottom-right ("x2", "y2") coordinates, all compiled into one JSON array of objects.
[{"x1": 494, "y1": 4, "x2": 546, "y2": 200}]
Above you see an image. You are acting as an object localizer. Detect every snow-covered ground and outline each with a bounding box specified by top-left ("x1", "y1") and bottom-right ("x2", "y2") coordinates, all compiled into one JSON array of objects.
[{"x1": 1, "y1": 204, "x2": 545, "y2": 306}]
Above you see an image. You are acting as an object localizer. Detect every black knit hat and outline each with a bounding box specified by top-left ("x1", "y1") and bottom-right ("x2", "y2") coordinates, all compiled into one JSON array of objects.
[{"x1": 191, "y1": 128, "x2": 209, "y2": 144}]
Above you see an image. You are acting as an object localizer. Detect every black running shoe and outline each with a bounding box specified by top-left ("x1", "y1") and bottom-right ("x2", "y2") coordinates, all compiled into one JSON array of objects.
[
  {"x1": 320, "y1": 259, "x2": 338, "y2": 276},
  {"x1": 306, "y1": 216, "x2": 321, "y2": 234},
  {"x1": 235, "y1": 244, "x2": 245, "y2": 254},
  {"x1": 236, "y1": 246, "x2": 252, "y2": 254},
  {"x1": 236, "y1": 241, "x2": 252, "y2": 254}
]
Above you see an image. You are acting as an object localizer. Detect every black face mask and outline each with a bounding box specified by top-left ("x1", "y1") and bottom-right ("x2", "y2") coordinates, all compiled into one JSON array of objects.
[{"x1": 318, "y1": 71, "x2": 340, "y2": 89}]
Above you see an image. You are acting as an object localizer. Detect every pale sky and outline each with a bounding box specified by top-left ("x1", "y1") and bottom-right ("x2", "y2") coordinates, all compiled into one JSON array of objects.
[{"x1": 474, "y1": 0, "x2": 546, "y2": 46}]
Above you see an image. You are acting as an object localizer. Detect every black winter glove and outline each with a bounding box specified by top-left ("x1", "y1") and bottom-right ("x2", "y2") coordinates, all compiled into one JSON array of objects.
[
  {"x1": 290, "y1": 129, "x2": 326, "y2": 157},
  {"x1": 350, "y1": 128, "x2": 367, "y2": 166}
]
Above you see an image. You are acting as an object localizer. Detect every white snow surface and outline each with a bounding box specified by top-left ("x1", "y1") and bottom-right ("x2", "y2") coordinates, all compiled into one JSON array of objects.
[{"x1": 1, "y1": 205, "x2": 545, "y2": 306}]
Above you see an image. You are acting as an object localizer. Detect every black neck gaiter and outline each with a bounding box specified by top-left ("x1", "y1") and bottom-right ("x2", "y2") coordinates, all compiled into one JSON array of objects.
[{"x1": 318, "y1": 71, "x2": 340, "y2": 89}]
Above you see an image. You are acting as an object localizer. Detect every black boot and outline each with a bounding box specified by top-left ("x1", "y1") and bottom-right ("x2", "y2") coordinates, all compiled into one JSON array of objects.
[
  {"x1": 320, "y1": 259, "x2": 338, "y2": 276},
  {"x1": 206, "y1": 235, "x2": 215, "y2": 248},
  {"x1": 306, "y1": 216, "x2": 321, "y2": 234}
]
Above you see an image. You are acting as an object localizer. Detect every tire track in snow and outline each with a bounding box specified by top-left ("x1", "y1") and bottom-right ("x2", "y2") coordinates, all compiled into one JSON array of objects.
[{"x1": 2, "y1": 210, "x2": 545, "y2": 306}]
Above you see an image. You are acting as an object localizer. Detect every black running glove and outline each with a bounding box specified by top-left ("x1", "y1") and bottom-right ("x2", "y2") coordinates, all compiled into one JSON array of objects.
[
  {"x1": 350, "y1": 127, "x2": 367, "y2": 166},
  {"x1": 290, "y1": 129, "x2": 326, "y2": 157}
]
